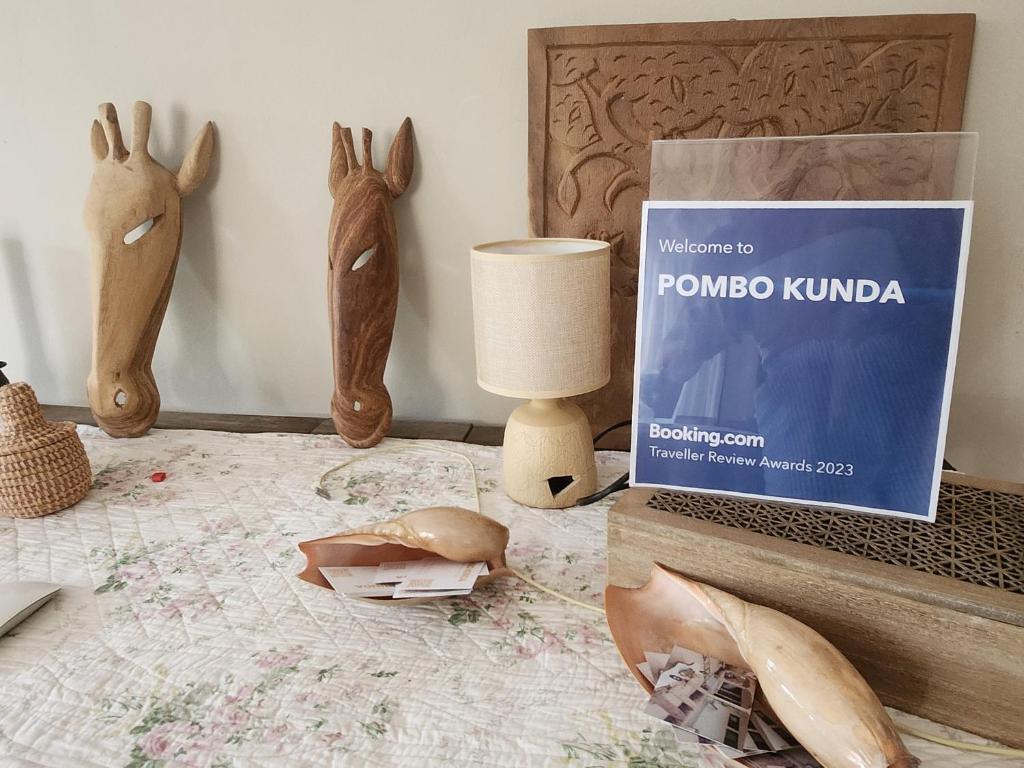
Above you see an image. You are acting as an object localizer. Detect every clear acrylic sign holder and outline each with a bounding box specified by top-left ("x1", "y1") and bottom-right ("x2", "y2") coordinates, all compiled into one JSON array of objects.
[
  {"x1": 635, "y1": 132, "x2": 978, "y2": 521},
  {"x1": 649, "y1": 132, "x2": 977, "y2": 202}
]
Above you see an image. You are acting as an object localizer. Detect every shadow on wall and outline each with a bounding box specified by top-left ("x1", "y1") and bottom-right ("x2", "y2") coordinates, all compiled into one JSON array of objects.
[
  {"x1": 162, "y1": 104, "x2": 234, "y2": 411},
  {"x1": 947, "y1": 393, "x2": 1024, "y2": 483},
  {"x1": 385, "y1": 127, "x2": 447, "y2": 417},
  {"x1": 1, "y1": 237, "x2": 54, "y2": 389}
]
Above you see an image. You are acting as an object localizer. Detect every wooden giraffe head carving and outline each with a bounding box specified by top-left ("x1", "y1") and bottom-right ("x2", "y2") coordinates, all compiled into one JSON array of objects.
[
  {"x1": 327, "y1": 118, "x2": 414, "y2": 448},
  {"x1": 84, "y1": 101, "x2": 214, "y2": 437}
]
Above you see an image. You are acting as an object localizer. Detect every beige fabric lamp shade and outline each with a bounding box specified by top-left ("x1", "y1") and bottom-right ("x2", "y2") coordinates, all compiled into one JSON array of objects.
[
  {"x1": 471, "y1": 239, "x2": 611, "y2": 399},
  {"x1": 470, "y1": 238, "x2": 611, "y2": 510}
]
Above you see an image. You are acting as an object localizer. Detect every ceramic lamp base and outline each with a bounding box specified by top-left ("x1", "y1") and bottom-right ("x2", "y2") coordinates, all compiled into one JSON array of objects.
[{"x1": 502, "y1": 398, "x2": 597, "y2": 509}]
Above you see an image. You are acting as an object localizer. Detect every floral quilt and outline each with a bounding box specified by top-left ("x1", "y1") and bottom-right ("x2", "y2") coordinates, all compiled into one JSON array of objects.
[{"x1": 0, "y1": 428, "x2": 1013, "y2": 767}]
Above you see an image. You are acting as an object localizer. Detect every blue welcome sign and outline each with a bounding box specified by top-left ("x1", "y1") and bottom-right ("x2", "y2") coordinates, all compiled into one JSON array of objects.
[{"x1": 630, "y1": 201, "x2": 973, "y2": 521}]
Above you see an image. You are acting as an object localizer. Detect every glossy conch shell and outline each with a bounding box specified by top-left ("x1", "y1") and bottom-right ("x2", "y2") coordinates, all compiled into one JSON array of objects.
[
  {"x1": 605, "y1": 565, "x2": 918, "y2": 768},
  {"x1": 297, "y1": 506, "x2": 510, "y2": 599}
]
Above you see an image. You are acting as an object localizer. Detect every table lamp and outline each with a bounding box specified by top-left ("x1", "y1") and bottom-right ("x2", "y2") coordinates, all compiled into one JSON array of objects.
[{"x1": 470, "y1": 238, "x2": 610, "y2": 508}]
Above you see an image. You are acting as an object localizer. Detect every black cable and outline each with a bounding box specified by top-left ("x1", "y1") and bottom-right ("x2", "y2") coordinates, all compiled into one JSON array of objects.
[
  {"x1": 575, "y1": 471, "x2": 629, "y2": 506},
  {"x1": 592, "y1": 418, "x2": 632, "y2": 447},
  {"x1": 575, "y1": 419, "x2": 633, "y2": 506}
]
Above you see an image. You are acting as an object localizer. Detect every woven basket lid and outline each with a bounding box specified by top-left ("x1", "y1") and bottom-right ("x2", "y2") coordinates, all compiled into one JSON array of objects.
[{"x1": 0, "y1": 382, "x2": 78, "y2": 457}]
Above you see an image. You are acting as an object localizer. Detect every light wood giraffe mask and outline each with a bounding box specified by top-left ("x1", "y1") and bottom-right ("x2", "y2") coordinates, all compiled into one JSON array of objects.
[{"x1": 84, "y1": 101, "x2": 214, "y2": 437}]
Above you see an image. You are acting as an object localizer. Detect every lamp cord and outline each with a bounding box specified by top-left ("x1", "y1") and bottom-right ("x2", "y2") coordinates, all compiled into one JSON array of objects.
[
  {"x1": 312, "y1": 444, "x2": 1022, "y2": 757},
  {"x1": 592, "y1": 419, "x2": 633, "y2": 446},
  {"x1": 575, "y1": 472, "x2": 629, "y2": 506},
  {"x1": 315, "y1": 445, "x2": 482, "y2": 516},
  {"x1": 893, "y1": 723, "x2": 1024, "y2": 758},
  {"x1": 575, "y1": 419, "x2": 632, "y2": 507}
]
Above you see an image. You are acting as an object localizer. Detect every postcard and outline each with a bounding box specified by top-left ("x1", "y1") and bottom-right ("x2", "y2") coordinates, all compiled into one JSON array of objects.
[{"x1": 319, "y1": 566, "x2": 396, "y2": 597}]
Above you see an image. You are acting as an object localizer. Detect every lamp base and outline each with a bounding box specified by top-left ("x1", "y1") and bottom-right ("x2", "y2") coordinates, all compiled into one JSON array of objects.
[{"x1": 502, "y1": 398, "x2": 597, "y2": 508}]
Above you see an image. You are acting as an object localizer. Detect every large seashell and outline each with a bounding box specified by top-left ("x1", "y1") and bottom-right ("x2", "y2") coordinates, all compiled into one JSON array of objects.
[
  {"x1": 605, "y1": 565, "x2": 918, "y2": 768},
  {"x1": 297, "y1": 506, "x2": 510, "y2": 600}
]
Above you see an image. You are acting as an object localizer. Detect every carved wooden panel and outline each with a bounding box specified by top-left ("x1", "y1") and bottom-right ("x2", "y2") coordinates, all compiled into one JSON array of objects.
[{"x1": 528, "y1": 15, "x2": 975, "y2": 444}]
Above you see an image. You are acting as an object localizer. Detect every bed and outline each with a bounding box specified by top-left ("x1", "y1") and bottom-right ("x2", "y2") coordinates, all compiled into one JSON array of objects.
[{"x1": 0, "y1": 427, "x2": 1014, "y2": 766}]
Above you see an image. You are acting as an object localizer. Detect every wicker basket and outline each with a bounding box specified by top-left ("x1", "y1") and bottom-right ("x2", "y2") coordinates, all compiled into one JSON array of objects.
[{"x1": 0, "y1": 382, "x2": 92, "y2": 518}]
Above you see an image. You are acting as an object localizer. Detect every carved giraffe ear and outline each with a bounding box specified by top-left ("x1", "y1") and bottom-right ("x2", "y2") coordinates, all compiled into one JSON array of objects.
[
  {"x1": 384, "y1": 117, "x2": 414, "y2": 198},
  {"x1": 90, "y1": 119, "x2": 108, "y2": 161},
  {"x1": 329, "y1": 122, "x2": 348, "y2": 196},
  {"x1": 176, "y1": 122, "x2": 215, "y2": 197}
]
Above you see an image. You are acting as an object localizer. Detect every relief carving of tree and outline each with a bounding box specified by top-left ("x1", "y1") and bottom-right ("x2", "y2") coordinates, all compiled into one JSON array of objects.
[{"x1": 547, "y1": 39, "x2": 948, "y2": 225}]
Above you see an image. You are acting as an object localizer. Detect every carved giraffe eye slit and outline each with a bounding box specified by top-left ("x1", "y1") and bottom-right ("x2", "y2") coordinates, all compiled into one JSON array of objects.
[
  {"x1": 122, "y1": 215, "x2": 160, "y2": 245},
  {"x1": 351, "y1": 247, "x2": 376, "y2": 271}
]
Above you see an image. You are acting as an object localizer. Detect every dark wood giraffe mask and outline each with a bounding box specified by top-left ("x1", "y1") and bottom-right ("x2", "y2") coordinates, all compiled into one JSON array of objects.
[
  {"x1": 84, "y1": 101, "x2": 214, "y2": 437},
  {"x1": 327, "y1": 118, "x2": 414, "y2": 448}
]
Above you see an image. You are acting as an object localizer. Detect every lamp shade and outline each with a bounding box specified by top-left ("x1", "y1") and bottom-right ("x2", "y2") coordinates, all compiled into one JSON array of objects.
[{"x1": 470, "y1": 238, "x2": 611, "y2": 399}]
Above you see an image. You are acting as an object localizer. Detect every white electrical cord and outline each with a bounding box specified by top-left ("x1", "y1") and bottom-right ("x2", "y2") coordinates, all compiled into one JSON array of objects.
[
  {"x1": 895, "y1": 722, "x2": 1024, "y2": 758},
  {"x1": 316, "y1": 445, "x2": 609, "y2": 615}
]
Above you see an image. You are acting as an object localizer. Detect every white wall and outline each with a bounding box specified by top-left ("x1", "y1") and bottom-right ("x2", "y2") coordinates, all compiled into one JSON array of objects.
[{"x1": 1, "y1": 0, "x2": 1022, "y2": 480}]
